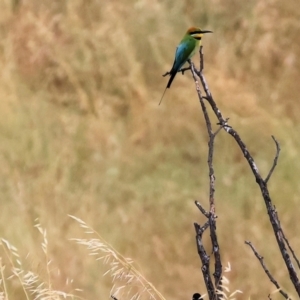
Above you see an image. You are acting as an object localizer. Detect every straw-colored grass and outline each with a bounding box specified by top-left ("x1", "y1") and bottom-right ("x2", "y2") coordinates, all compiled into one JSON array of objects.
[
  {"x1": 70, "y1": 215, "x2": 166, "y2": 300},
  {"x1": 0, "y1": 223, "x2": 80, "y2": 299}
]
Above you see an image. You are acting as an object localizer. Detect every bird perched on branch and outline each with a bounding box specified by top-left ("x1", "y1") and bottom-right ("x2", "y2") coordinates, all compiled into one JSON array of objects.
[{"x1": 159, "y1": 27, "x2": 212, "y2": 105}]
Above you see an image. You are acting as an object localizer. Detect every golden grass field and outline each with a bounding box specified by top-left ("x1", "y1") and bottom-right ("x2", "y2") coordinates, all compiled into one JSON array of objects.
[{"x1": 0, "y1": 0, "x2": 300, "y2": 299}]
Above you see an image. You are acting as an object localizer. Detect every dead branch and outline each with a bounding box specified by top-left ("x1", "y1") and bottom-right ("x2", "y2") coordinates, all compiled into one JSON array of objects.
[
  {"x1": 245, "y1": 241, "x2": 290, "y2": 299},
  {"x1": 190, "y1": 46, "x2": 300, "y2": 296},
  {"x1": 265, "y1": 136, "x2": 281, "y2": 183}
]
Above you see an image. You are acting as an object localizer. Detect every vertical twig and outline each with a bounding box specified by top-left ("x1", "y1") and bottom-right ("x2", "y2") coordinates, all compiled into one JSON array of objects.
[
  {"x1": 189, "y1": 51, "x2": 223, "y2": 298},
  {"x1": 194, "y1": 222, "x2": 217, "y2": 299},
  {"x1": 265, "y1": 136, "x2": 280, "y2": 184}
]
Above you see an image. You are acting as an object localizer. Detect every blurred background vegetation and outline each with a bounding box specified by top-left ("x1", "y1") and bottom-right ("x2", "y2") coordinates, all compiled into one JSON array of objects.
[{"x1": 0, "y1": 0, "x2": 300, "y2": 298}]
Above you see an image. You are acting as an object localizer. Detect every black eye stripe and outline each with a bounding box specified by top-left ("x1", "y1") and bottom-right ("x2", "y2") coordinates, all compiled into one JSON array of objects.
[{"x1": 190, "y1": 31, "x2": 202, "y2": 35}]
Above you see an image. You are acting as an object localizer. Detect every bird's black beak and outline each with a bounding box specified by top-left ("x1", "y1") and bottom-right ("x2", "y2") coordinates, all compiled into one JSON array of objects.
[{"x1": 200, "y1": 30, "x2": 213, "y2": 34}]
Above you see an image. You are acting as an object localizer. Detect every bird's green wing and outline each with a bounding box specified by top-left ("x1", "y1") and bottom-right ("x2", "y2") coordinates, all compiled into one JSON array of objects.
[{"x1": 171, "y1": 38, "x2": 197, "y2": 72}]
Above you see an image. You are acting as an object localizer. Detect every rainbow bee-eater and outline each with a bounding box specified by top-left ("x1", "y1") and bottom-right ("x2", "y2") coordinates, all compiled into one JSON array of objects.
[{"x1": 159, "y1": 27, "x2": 212, "y2": 105}]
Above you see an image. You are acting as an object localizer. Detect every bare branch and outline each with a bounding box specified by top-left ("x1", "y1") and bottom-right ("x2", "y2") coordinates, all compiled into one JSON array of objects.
[
  {"x1": 195, "y1": 201, "x2": 210, "y2": 218},
  {"x1": 190, "y1": 60, "x2": 223, "y2": 295},
  {"x1": 195, "y1": 219, "x2": 210, "y2": 234},
  {"x1": 189, "y1": 45, "x2": 300, "y2": 299},
  {"x1": 180, "y1": 66, "x2": 191, "y2": 74},
  {"x1": 209, "y1": 214, "x2": 222, "y2": 291},
  {"x1": 194, "y1": 223, "x2": 217, "y2": 300},
  {"x1": 265, "y1": 136, "x2": 281, "y2": 183},
  {"x1": 245, "y1": 241, "x2": 290, "y2": 299},
  {"x1": 200, "y1": 46, "x2": 204, "y2": 72},
  {"x1": 191, "y1": 50, "x2": 300, "y2": 296}
]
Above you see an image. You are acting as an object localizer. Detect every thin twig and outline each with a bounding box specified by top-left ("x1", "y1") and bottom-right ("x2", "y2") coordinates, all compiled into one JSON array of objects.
[
  {"x1": 195, "y1": 201, "x2": 210, "y2": 218},
  {"x1": 200, "y1": 46, "x2": 204, "y2": 72},
  {"x1": 284, "y1": 236, "x2": 300, "y2": 269},
  {"x1": 214, "y1": 125, "x2": 224, "y2": 136},
  {"x1": 180, "y1": 66, "x2": 191, "y2": 74},
  {"x1": 245, "y1": 241, "x2": 290, "y2": 299},
  {"x1": 194, "y1": 219, "x2": 211, "y2": 237},
  {"x1": 265, "y1": 136, "x2": 281, "y2": 184},
  {"x1": 280, "y1": 219, "x2": 300, "y2": 269},
  {"x1": 273, "y1": 209, "x2": 300, "y2": 270}
]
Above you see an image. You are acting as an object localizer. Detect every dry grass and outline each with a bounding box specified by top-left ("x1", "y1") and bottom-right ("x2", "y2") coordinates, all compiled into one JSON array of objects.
[
  {"x1": 70, "y1": 215, "x2": 166, "y2": 300},
  {"x1": 0, "y1": 222, "x2": 80, "y2": 299},
  {"x1": 0, "y1": 0, "x2": 300, "y2": 299}
]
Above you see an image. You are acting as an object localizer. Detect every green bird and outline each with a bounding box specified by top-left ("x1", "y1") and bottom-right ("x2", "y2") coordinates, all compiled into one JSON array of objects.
[{"x1": 159, "y1": 26, "x2": 212, "y2": 105}]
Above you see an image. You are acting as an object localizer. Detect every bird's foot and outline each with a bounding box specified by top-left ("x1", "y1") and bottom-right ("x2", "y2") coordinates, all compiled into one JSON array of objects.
[{"x1": 180, "y1": 66, "x2": 191, "y2": 75}]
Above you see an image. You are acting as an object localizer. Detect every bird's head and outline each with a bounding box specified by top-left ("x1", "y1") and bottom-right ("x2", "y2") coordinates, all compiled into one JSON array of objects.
[{"x1": 187, "y1": 27, "x2": 212, "y2": 40}]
